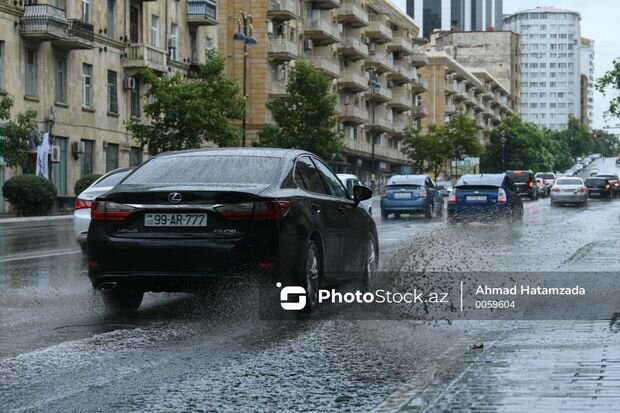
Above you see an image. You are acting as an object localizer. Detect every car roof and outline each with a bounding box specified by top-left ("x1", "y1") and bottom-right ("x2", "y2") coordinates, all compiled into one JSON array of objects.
[
  {"x1": 456, "y1": 174, "x2": 505, "y2": 186},
  {"x1": 152, "y1": 147, "x2": 310, "y2": 160},
  {"x1": 386, "y1": 175, "x2": 428, "y2": 185}
]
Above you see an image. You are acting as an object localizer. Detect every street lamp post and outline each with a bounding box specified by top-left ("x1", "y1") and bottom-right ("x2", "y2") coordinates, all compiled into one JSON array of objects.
[
  {"x1": 500, "y1": 135, "x2": 507, "y2": 171},
  {"x1": 232, "y1": 11, "x2": 257, "y2": 147},
  {"x1": 368, "y1": 70, "x2": 380, "y2": 194}
]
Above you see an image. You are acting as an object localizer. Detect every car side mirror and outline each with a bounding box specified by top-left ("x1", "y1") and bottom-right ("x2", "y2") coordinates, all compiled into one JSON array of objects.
[{"x1": 353, "y1": 185, "x2": 372, "y2": 205}]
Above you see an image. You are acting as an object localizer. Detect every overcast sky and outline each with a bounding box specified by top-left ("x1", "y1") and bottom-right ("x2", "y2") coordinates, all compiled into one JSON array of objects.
[{"x1": 393, "y1": 0, "x2": 620, "y2": 129}]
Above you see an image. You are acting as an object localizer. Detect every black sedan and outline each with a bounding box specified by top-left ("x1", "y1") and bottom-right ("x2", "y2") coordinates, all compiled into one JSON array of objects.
[
  {"x1": 585, "y1": 177, "x2": 613, "y2": 200},
  {"x1": 88, "y1": 148, "x2": 378, "y2": 313}
]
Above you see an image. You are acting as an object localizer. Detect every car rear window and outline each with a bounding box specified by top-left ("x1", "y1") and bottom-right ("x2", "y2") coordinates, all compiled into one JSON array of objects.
[
  {"x1": 123, "y1": 155, "x2": 281, "y2": 185},
  {"x1": 386, "y1": 184, "x2": 421, "y2": 191},
  {"x1": 506, "y1": 172, "x2": 532, "y2": 183},
  {"x1": 93, "y1": 170, "x2": 131, "y2": 187},
  {"x1": 537, "y1": 174, "x2": 555, "y2": 180},
  {"x1": 556, "y1": 178, "x2": 582, "y2": 185},
  {"x1": 585, "y1": 179, "x2": 607, "y2": 186},
  {"x1": 597, "y1": 175, "x2": 618, "y2": 180}
]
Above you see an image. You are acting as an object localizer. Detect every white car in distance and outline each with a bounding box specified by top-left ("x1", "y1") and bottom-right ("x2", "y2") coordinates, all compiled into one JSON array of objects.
[{"x1": 337, "y1": 174, "x2": 373, "y2": 215}]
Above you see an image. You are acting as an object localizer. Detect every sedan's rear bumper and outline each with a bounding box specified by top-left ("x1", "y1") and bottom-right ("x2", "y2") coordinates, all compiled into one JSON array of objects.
[
  {"x1": 550, "y1": 193, "x2": 588, "y2": 203},
  {"x1": 447, "y1": 204, "x2": 509, "y2": 220},
  {"x1": 380, "y1": 198, "x2": 429, "y2": 213}
]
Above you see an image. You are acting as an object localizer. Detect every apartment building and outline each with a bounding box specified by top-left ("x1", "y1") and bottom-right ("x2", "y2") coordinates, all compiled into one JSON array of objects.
[
  {"x1": 503, "y1": 7, "x2": 582, "y2": 131},
  {"x1": 218, "y1": 0, "x2": 427, "y2": 186},
  {"x1": 580, "y1": 37, "x2": 594, "y2": 127},
  {"x1": 0, "y1": 0, "x2": 218, "y2": 212}
]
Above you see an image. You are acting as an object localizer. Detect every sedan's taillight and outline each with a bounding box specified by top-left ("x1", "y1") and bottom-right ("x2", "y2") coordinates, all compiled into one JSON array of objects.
[
  {"x1": 215, "y1": 201, "x2": 290, "y2": 221},
  {"x1": 551, "y1": 187, "x2": 561, "y2": 193},
  {"x1": 448, "y1": 192, "x2": 456, "y2": 203},
  {"x1": 529, "y1": 181, "x2": 534, "y2": 188},
  {"x1": 498, "y1": 188, "x2": 507, "y2": 204},
  {"x1": 91, "y1": 201, "x2": 135, "y2": 221},
  {"x1": 580, "y1": 186, "x2": 588, "y2": 193},
  {"x1": 419, "y1": 188, "x2": 427, "y2": 198},
  {"x1": 380, "y1": 192, "x2": 387, "y2": 198},
  {"x1": 74, "y1": 198, "x2": 92, "y2": 210}
]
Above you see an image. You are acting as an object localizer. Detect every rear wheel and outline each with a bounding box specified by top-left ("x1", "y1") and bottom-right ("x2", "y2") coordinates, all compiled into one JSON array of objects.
[
  {"x1": 381, "y1": 210, "x2": 389, "y2": 219},
  {"x1": 361, "y1": 235, "x2": 378, "y2": 291},
  {"x1": 80, "y1": 243, "x2": 88, "y2": 256},
  {"x1": 101, "y1": 288, "x2": 143, "y2": 313},
  {"x1": 301, "y1": 240, "x2": 321, "y2": 313},
  {"x1": 425, "y1": 202, "x2": 435, "y2": 219}
]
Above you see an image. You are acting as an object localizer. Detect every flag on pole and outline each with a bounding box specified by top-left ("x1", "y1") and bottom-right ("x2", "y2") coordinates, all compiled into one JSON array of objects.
[{"x1": 35, "y1": 132, "x2": 50, "y2": 178}]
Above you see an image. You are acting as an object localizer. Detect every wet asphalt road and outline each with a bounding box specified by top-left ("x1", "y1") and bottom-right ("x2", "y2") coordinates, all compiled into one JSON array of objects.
[{"x1": 1, "y1": 158, "x2": 620, "y2": 412}]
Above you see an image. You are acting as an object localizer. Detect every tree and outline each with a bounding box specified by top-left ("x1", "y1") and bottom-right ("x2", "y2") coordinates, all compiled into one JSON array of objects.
[
  {"x1": 555, "y1": 116, "x2": 593, "y2": 159},
  {"x1": 254, "y1": 60, "x2": 341, "y2": 160},
  {"x1": 596, "y1": 59, "x2": 620, "y2": 118},
  {"x1": 401, "y1": 124, "x2": 447, "y2": 177},
  {"x1": 0, "y1": 95, "x2": 40, "y2": 169},
  {"x1": 592, "y1": 129, "x2": 620, "y2": 157},
  {"x1": 127, "y1": 50, "x2": 244, "y2": 155},
  {"x1": 444, "y1": 113, "x2": 484, "y2": 168}
]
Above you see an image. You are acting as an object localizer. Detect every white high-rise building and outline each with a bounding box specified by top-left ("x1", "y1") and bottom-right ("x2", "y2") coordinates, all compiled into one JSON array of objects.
[
  {"x1": 503, "y1": 7, "x2": 582, "y2": 131},
  {"x1": 580, "y1": 38, "x2": 595, "y2": 127}
]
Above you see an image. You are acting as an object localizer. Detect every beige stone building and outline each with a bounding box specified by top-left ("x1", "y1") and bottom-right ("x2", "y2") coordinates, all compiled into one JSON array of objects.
[
  {"x1": 218, "y1": 0, "x2": 428, "y2": 185},
  {"x1": 0, "y1": 0, "x2": 217, "y2": 212}
]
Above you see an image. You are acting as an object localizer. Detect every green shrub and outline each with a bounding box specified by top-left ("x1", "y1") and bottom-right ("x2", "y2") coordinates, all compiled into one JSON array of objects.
[
  {"x1": 2, "y1": 174, "x2": 57, "y2": 216},
  {"x1": 74, "y1": 174, "x2": 102, "y2": 196}
]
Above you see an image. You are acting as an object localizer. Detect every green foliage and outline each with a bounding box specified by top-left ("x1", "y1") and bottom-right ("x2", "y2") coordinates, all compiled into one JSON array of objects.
[
  {"x1": 444, "y1": 113, "x2": 485, "y2": 162},
  {"x1": 74, "y1": 174, "x2": 102, "y2": 196},
  {"x1": 596, "y1": 59, "x2": 620, "y2": 118},
  {"x1": 127, "y1": 50, "x2": 244, "y2": 155},
  {"x1": 255, "y1": 60, "x2": 342, "y2": 160},
  {"x1": 2, "y1": 174, "x2": 57, "y2": 216},
  {"x1": 0, "y1": 95, "x2": 40, "y2": 169},
  {"x1": 592, "y1": 129, "x2": 620, "y2": 156}
]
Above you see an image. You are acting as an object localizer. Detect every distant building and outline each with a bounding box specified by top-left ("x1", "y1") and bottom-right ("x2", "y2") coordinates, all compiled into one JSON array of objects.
[
  {"x1": 406, "y1": 0, "x2": 504, "y2": 39},
  {"x1": 580, "y1": 37, "x2": 595, "y2": 127},
  {"x1": 503, "y1": 7, "x2": 582, "y2": 131}
]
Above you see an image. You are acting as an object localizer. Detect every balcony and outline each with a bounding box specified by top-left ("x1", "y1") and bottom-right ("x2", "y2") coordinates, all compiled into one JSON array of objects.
[
  {"x1": 268, "y1": 38, "x2": 298, "y2": 61},
  {"x1": 53, "y1": 19, "x2": 94, "y2": 50},
  {"x1": 186, "y1": 0, "x2": 217, "y2": 26},
  {"x1": 389, "y1": 88, "x2": 413, "y2": 110},
  {"x1": 365, "y1": 52, "x2": 393, "y2": 73},
  {"x1": 411, "y1": 78, "x2": 428, "y2": 93},
  {"x1": 365, "y1": 20, "x2": 392, "y2": 43},
  {"x1": 305, "y1": 19, "x2": 340, "y2": 44},
  {"x1": 268, "y1": 0, "x2": 299, "y2": 21},
  {"x1": 410, "y1": 52, "x2": 429, "y2": 67},
  {"x1": 388, "y1": 61, "x2": 414, "y2": 83},
  {"x1": 344, "y1": 135, "x2": 405, "y2": 161},
  {"x1": 338, "y1": 104, "x2": 368, "y2": 124},
  {"x1": 475, "y1": 117, "x2": 485, "y2": 129},
  {"x1": 123, "y1": 44, "x2": 167, "y2": 73},
  {"x1": 269, "y1": 79, "x2": 289, "y2": 97},
  {"x1": 338, "y1": 37, "x2": 368, "y2": 60},
  {"x1": 312, "y1": 0, "x2": 341, "y2": 9},
  {"x1": 392, "y1": 115, "x2": 411, "y2": 137},
  {"x1": 20, "y1": 4, "x2": 67, "y2": 41},
  {"x1": 387, "y1": 36, "x2": 414, "y2": 55},
  {"x1": 308, "y1": 56, "x2": 341, "y2": 78},
  {"x1": 411, "y1": 104, "x2": 428, "y2": 118},
  {"x1": 337, "y1": 3, "x2": 368, "y2": 27},
  {"x1": 444, "y1": 81, "x2": 457, "y2": 95},
  {"x1": 366, "y1": 84, "x2": 392, "y2": 103},
  {"x1": 445, "y1": 103, "x2": 457, "y2": 114},
  {"x1": 338, "y1": 70, "x2": 369, "y2": 92},
  {"x1": 366, "y1": 115, "x2": 393, "y2": 133}
]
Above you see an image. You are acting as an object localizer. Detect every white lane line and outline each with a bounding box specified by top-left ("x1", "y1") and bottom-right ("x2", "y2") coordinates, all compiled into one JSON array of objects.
[{"x1": 0, "y1": 249, "x2": 81, "y2": 263}]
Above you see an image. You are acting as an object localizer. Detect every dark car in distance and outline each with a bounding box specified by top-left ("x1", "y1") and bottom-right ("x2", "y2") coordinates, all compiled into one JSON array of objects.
[
  {"x1": 505, "y1": 170, "x2": 538, "y2": 200},
  {"x1": 596, "y1": 174, "x2": 620, "y2": 198},
  {"x1": 585, "y1": 177, "x2": 613, "y2": 200},
  {"x1": 88, "y1": 148, "x2": 378, "y2": 313},
  {"x1": 447, "y1": 174, "x2": 523, "y2": 223},
  {"x1": 380, "y1": 175, "x2": 444, "y2": 219}
]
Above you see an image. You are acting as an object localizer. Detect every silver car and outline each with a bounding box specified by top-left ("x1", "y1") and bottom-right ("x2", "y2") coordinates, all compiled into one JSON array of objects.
[
  {"x1": 337, "y1": 174, "x2": 373, "y2": 215},
  {"x1": 550, "y1": 177, "x2": 588, "y2": 207}
]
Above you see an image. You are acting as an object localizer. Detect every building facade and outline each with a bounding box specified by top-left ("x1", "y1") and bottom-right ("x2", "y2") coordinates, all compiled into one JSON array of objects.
[
  {"x1": 432, "y1": 30, "x2": 520, "y2": 112},
  {"x1": 218, "y1": 0, "x2": 429, "y2": 187},
  {"x1": 0, "y1": 0, "x2": 218, "y2": 212},
  {"x1": 503, "y1": 7, "x2": 582, "y2": 131},
  {"x1": 580, "y1": 37, "x2": 594, "y2": 127},
  {"x1": 406, "y1": 0, "x2": 503, "y2": 39}
]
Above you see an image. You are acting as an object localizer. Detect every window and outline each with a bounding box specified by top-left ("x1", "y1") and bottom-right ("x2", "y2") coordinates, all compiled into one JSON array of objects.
[
  {"x1": 131, "y1": 78, "x2": 140, "y2": 118},
  {"x1": 105, "y1": 143, "x2": 119, "y2": 172},
  {"x1": 55, "y1": 57, "x2": 66, "y2": 103},
  {"x1": 25, "y1": 48, "x2": 37, "y2": 96},
  {"x1": 295, "y1": 156, "x2": 327, "y2": 194},
  {"x1": 80, "y1": 139, "x2": 94, "y2": 176},
  {"x1": 81, "y1": 0, "x2": 91, "y2": 23},
  {"x1": 151, "y1": 15, "x2": 159, "y2": 48},
  {"x1": 169, "y1": 23, "x2": 178, "y2": 61},
  {"x1": 107, "y1": 0, "x2": 115, "y2": 39},
  {"x1": 51, "y1": 137, "x2": 68, "y2": 195},
  {"x1": 107, "y1": 70, "x2": 118, "y2": 114},
  {"x1": 55, "y1": 0, "x2": 66, "y2": 9},
  {"x1": 82, "y1": 63, "x2": 92, "y2": 107},
  {"x1": 313, "y1": 158, "x2": 348, "y2": 199},
  {"x1": 129, "y1": 147, "x2": 143, "y2": 167}
]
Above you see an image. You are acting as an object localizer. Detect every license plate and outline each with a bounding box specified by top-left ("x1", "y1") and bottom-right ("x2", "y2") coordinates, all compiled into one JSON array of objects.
[
  {"x1": 393, "y1": 192, "x2": 412, "y2": 199},
  {"x1": 466, "y1": 195, "x2": 487, "y2": 201},
  {"x1": 144, "y1": 213, "x2": 207, "y2": 227}
]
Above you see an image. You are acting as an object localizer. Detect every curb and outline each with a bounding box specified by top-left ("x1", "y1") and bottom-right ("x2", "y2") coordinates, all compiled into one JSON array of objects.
[{"x1": 0, "y1": 215, "x2": 73, "y2": 224}]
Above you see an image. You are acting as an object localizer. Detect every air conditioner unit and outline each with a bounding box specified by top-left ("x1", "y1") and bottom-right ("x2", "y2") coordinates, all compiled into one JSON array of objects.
[
  {"x1": 50, "y1": 145, "x2": 61, "y2": 163},
  {"x1": 343, "y1": 95, "x2": 350, "y2": 105},
  {"x1": 368, "y1": 43, "x2": 376, "y2": 52},
  {"x1": 123, "y1": 77, "x2": 136, "y2": 90},
  {"x1": 304, "y1": 39, "x2": 313, "y2": 50},
  {"x1": 387, "y1": 80, "x2": 394, "y2": 88},
  {"x1": 267, "y1": 21, "x2": 274, "y2": 36},
  {"x1": 71, "y1": 141, "x2": 85, "y2": 155}
]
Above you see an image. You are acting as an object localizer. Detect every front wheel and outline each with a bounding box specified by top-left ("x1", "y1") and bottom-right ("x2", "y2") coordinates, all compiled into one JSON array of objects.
[
  {"x1": 101, "y1": 288, "x2": 143, "y2": 313},
  {"x1": 381, "y1": 210, "x2": 389, "y2": 219},
  {"x1": 301, "y1": 240, "x2": 321, "y2": 314},
  {"x1": 361, "y1": 235, "x2": 378, "y2": 291}
]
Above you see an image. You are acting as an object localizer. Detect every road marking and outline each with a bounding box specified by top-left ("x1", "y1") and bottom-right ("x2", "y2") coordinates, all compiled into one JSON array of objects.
[
  {"x1": 0, "y1": 249, "x2": 81, "y2": 263},
  {"x1": 460, "y1": 281, "x2": 463, "y2": 312}
]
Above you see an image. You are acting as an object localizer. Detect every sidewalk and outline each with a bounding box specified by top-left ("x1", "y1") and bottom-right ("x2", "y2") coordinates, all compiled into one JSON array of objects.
[{"x1": 0, "y1": 214, "x2": 73, "y2": 224}]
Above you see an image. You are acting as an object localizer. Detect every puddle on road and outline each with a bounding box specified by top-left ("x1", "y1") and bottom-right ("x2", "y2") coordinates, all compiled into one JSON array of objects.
[{"x1": 54, "y1": 323, "x2": 139, "y2": 335}]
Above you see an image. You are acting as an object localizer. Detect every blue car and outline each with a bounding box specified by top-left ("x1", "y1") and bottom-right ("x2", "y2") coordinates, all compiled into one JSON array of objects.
[
  {"x1": 380, "y1": 175, "x2": 444, "y2": 219},
  {"x1": 447, "y1": 174, "x2": 523, "y2": 223}
]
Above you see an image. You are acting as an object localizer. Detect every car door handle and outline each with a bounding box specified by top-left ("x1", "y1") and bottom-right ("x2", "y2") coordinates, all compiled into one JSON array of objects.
[{"x1": 311, "y1": 203, "x2": 321, "y2": 213}]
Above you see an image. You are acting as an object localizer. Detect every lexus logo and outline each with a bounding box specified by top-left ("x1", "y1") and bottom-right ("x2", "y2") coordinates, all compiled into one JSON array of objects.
[{"x1": 168, "y1": 192, "x2": 182, "y2": 204}]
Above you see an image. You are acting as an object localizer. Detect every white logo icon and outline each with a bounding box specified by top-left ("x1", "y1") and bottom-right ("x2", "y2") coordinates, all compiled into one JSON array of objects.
[{"x1": 276, "y1": 282, "x2": 306, "y2": 311}]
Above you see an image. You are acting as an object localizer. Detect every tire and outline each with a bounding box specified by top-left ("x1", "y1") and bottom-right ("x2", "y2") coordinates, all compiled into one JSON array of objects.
[
  {"x1": 381, "y1": 210, "x2": 389, "y2": 219},
  {"x1": 361, "y1": 234, "x2": 378, "y2": 291},
  {"x1": 425, "y1": 202, "x2": 435, "y2": 219},
  {"x1": 301, "y1": 240, "x2": 321, "y2": 314},
  {"x1": 80, "y1": 243, "x2": 88, "y2": 256},
  {"x1": 101, "y1": 288, "x2": 143, "y2": 313},
  {"x1": 448, "y1": 215, "x2": 458, "y2": 224},
  {"x1": 550, "y1": 199, "x2": 556, "y2": 207}
]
